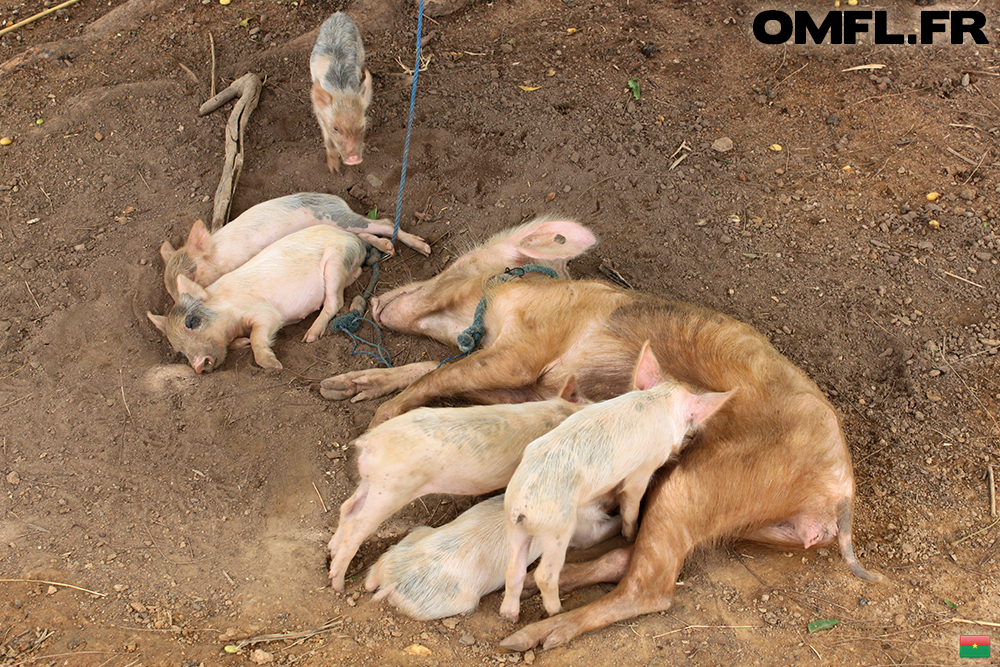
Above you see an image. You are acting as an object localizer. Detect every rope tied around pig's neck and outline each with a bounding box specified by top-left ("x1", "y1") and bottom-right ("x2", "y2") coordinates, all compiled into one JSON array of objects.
[
  {"x1": 439, "y1": 264, "x2": 560, "y2": 367},
  {"x1": 328, "y1": 0, "x2": 426, "y2": 368}
]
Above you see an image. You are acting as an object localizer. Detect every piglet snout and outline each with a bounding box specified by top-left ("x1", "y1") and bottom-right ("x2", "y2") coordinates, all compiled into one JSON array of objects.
[
  {"x1": 342, "y1": 154, "x2": 363, "y2": 166},
  {"x1": 193, "y1": 357, "x2": 215, "y2": 374}
]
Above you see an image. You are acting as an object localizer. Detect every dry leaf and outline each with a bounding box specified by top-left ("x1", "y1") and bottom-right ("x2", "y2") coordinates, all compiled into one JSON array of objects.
[
  {"x1": 518, "y1": 85, "x2": 541, "y2": 91},
  {"x1": 404, "y1": 643, "x2": 432, "y2": 656}
]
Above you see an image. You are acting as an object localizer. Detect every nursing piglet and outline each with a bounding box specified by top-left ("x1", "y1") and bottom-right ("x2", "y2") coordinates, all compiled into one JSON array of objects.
[
  {"x1": 311, "y1": 12, "x2": 372, "y2": 172},
  {"x1": 147, "y1": 226, "x2": 366, "y2": 373},
  {"x1": 366, "y1": 494, "x2": 621, "y2": 621},
  {"x1": 500, "y1": 342, "x2": 734, "y2": 622},
  {"x1": 160, "y1": 193, "x2": 430, "y2": 300},
  {"x1": 328, "y1": 379, "x2": 584, "y2": 591}
]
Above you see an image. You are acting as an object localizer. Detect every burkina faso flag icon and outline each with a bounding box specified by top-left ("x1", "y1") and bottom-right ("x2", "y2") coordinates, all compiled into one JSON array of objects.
[{"x1": 960, "y1": 635, "x2": 990, "y2": 658}]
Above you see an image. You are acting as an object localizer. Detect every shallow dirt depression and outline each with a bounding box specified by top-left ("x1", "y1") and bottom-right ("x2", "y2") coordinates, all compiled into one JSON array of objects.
[{"x1": 1, "y1": 0, "x2": 998, "y2": 665}]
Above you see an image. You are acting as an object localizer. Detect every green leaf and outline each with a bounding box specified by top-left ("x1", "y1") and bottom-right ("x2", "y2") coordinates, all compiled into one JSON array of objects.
[
  {"x1": 627, "y1": 78, "x2": 641, "y2": 100},
  {"x1": 944, "y1": 599, "x2": 958, "y2": 609},
  {"x1": 240, "y1": 17, "x2": 250, "y2": 26},
  {"x1": 807, "y1": 618, "x2": 839, "y2": 633},
  {"x1": 367, "y1": 208, "x2": 378, "y2": 220}
]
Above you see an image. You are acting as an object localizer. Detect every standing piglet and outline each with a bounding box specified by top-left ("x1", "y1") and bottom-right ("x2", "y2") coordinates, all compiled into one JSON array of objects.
[
  {"x1": 147, "y1": 226, "x2": 367, "y2": 373},
  {"x1": 500, "y1": 342, "x2": 734, "y2": 622},
  {"x1": 366, "y1": 494, "x2": 621, "y2": 621},
  {"x1": 159, "y1": 193, "x2": 430, "y2": 300},
  {"x1": 328, "y1": 379, "x2": 584, "y2": 591},
  {"x1": 311, "y1": 13, "x2": 372, "y2": 172}
]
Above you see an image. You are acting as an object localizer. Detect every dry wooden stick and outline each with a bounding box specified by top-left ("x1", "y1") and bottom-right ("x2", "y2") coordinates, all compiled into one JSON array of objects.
[
  {"x1": 312, "y1": 481, "x2": 328, "y2": 513},
  {"x1": 199, "y1": 73, "x2": 262, "y2": 231},
  {"x1": 209, "y1": 32, "x2": 217, "y2": 99},
  {"x1": 945, "y1": 146, "x2": 978, "y2": 166},
  {"x1": 0, "y1": 0, "x2": 83, "y2": 37}
]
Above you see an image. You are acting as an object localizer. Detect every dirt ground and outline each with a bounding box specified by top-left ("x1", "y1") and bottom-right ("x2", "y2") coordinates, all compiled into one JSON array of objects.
[{"x1": 1, "y1": 0, "x2": 998, "y2": 665}]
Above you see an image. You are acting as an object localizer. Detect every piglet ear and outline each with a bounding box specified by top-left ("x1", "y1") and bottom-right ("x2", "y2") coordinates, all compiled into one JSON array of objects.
[
  {"x1": 176, "y1": 275, "x2": 209, "y2": 301},
  {"x1": 147, "y1": 311, "x2": 167, "y2": 333},
  {"x1": 558, "y1": 375, "x2": 580, "y2": 402},
  {"x1": 685, "y1": 388, "x2": 737, "y2": 428},
  {"x1": 311, "y1": 82, "x2": 333, "y2": 109},
  {"x1": 360, "y1": 69, "x2": 373, "y2": 108},
  {"x1": 631, "y1": 341, "x2": 663, "y2": 391},
  {"x1": 507, "y1": 218, "x2": 597, "y2": 263},
  {"x1": 186, "y1": 219, "x2": 212, "y2": 257},
  {"x1": 159, "y1": 240, "x2": 176, "y2": 263}
]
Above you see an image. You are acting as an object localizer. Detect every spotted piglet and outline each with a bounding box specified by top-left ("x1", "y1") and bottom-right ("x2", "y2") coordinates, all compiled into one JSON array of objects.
[
  {"x1": 500, "y1": 342, "x2": 735, "y2": 621},
  {"x1": 366, "y1": 494, "x2": 621, "y2": 621}
]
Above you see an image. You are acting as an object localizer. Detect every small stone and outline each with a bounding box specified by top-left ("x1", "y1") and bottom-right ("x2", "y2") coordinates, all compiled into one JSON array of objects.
[
  {"x1": 113, "y1": 584, "x2": 129, "y2": 592},
  {"x1": 893, "y1": 613, "x2": 905, "y2": 626},
  {"x1": 459, "y1": 633, "x2": 475, "y2": 646},
  {"x1": 441, "y1": 617, "x2": 459, "y2": 630},
  {"x1": 365, "y1": 174, "x2": 383, "y2": 190},
  {"x1": 94, "y1": 132, "x2": 103, "y2": 141},
  {"x1": 711, "y1": 137, "x2": 734, "y2": 153},
  {"x1": 250, "y1": 648, "x2": 274, "y2": 664},
  {"x1": 74, "y1": 244, "x2": 86, "y2": 252},
  {"x1": 249, "y1": 27, "x2": 260, "y2": 36},
  {"x1": 826, "y1": 114, "x2": 840, "y2": 126},
  {"x1": 47, "y1": 586, "x2": 58, "y2": 595},
  {"x1": 570, "y1": 151, "x2": 580, "y2": 163},
  {"x1": 6, "y1": 471, "x2": 19, "y2": 485},
  {"x1": 500, "y1": 43, "x2": 514, "y2": 54},
  {"x1": 975, "y1": 252, "x2": 994, "y2": 261},
  {"x1": 960, "y1": 187, "x2": 976, "y2": 201},
  {"x1": 562, "y1": 185, "x2": 572, "y2": 193},
  {"x1": 20, "y1": 258, "x2": 38, "y2": 270},
  {"x1": 524, "y1": 650, "x2": 535, "y2": 665},
  {"x1": 719, "y1": 235, "x2": 733, "y2": 245}
]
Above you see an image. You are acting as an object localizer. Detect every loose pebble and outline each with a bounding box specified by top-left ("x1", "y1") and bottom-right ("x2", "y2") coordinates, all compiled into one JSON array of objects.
[
  {"x1": 712, "y1": 137, "x2": 734, "y2": 152},
  {"x1": 769, "y1": 144, "x2": 782, "y2": 152},
  {"x1": 926, "y1": 192, "x2": 940, "y2": 201},
  {"x1": 0, "y1": 137, "x2": 12, "y2": 146}
]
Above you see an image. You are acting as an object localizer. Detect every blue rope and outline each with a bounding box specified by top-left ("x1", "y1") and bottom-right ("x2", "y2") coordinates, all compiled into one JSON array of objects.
[
  {"x1": 329, "y1": 0, "x2": 425, "y2": 368},
  {"x1": 438, "y1": 264, "x2": 559, "y2": 367}
]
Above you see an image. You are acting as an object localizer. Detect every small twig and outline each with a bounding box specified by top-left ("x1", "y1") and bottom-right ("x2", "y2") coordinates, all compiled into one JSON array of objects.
[
  {"x1": 652, "y1": 624, "x2": 756, "y2": 638},
  {"x1": 0, "y1": 0, "x2": 83, "y2": 37},
  {"x1": 990, "y1": 465, "x2": 996, "y2": 517},
  {"x1": 0, "y1": 578, "x2": 106, "y2": 597},
  {"x1": 222, "y1": 570, "x2": 236, "y2": 585},
  {"x1": 23, "y1": 280, "x2": 41, "y2": 311},
  {"x1": 961, "y1": 150, "x2": 990, "y2": 185},
  {"x1": 209, "y1": 32, "x2": 217, "y2": 99},
  {"x1": 312, "y1": 482, "x2": 328, "y2": 513},
  {"x1": 963, "y1": 69, "x2": 1000, "y2": 77},
  {"x1": 939, "y1": 269, "x2": 986, "y2": 290},
  {"x1": 119, "y1": 368, "x2": 132, "y2": 419},
  {"x1": 0, "y1": 393, "x2": 33, "y2": 411},
  {"x1": 953, "y1": 515, "x2": 1000, "y2": 545},
  {"x1": 176, "y1": 61, "x2": 200, "y2": 85},
  {"x1": 945, "y1": 146, "x2": 978, "y2": 166},
  {"x1": 233, "y1": 617, "x2": 346, "y2": 650},
  {"x1": 773, "y1": 63, "x2": 808, "y2": 90},
  {"x1": 842, "y1": 64, "x2": 886, "y2": 72},
  {"x1": 808, "y1": 644, "x2": 822, "y2": 660}
]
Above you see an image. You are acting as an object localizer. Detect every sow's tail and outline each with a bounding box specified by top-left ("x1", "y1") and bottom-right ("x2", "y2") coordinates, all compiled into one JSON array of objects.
[{"x1": 837, "y1": 498, "x2": 885, "y2": 582}]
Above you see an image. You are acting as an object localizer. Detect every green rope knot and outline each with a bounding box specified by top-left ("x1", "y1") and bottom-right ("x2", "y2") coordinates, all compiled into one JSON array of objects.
[
  {"x1": 331, "y1": 310, "x2": 364, "y2": 333},
  {"x1": 442, "y1": 264, "x2": 560, "y2": 366}
]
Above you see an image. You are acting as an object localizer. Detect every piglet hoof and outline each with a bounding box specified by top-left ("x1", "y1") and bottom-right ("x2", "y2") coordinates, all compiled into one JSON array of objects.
[
  {"x1": 254, "y1": 353, "x2": 283, "y2": 371},
  {"x1": 329, "y1": 571, "x2": 346, "y2": 593},
  {"x1": 326, "y1": 152, "x2": 341, "y2": 174},
  {"x1": 498, "y1": 597, "x2": 521, "y2": 624},
  {"x1": 230, "y1": 337, "x2": 252, "y2": 349},
  {"x1": 303, "y1": 327, "x2": 326, "y2": 344}
]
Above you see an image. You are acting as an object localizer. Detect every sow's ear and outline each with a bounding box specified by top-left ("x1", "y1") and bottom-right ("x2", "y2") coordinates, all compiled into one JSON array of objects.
[
  {"x1": 159, "y1": 240, "x2": 176, "y2": 264},
  {"x1": 504, "y1": 218, "x2": 597, "y2": 264},
  {"x1": 176, "y1": 275, "x2": 209, "y2": 301}
]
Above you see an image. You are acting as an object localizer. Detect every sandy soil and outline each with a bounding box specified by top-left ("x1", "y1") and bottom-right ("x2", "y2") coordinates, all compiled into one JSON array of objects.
[{"x1": 1, "y1": 0, "x2": 998, "y2": 665}]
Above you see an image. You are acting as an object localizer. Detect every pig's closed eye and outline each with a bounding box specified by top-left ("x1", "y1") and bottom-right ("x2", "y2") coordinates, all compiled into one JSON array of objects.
[
  {"x1": 331, "y1": 126, "x2": 341, "y2": 135},
  {"x1": 185, "y1": 314, "x2": 201, "y2": 329}
]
